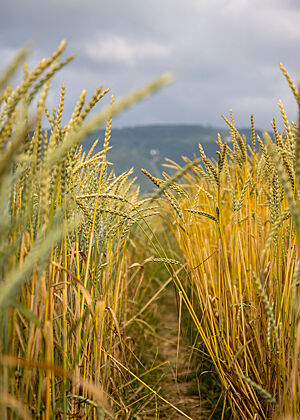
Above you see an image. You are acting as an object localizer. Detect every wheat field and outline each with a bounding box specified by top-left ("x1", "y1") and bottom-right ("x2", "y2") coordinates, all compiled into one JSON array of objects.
[{"x1": 0, "y1": 42, "x2": 299, "y2": 419}]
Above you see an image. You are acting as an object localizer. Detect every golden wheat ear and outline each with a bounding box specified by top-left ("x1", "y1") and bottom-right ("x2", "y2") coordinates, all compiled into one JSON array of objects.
[{"x1": 279, "y1": 62, "x2": 298, "y2": 102}]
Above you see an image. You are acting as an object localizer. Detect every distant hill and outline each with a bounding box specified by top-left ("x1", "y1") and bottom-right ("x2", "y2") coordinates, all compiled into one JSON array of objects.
[{"x1": 81, "y1": 124, "x2": 263, "y2": 191}]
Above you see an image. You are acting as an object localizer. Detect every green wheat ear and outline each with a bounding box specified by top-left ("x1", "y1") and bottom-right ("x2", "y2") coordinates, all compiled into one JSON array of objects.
[
  {"x1": 0, "y1": 46, "x2": 30, "y2": 92},
  {"x1": 296, "y1": 81, "x2": 300, "y2": 243}
]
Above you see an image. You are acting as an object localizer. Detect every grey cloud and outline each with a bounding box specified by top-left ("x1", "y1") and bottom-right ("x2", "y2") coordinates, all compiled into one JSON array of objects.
[{"x1": 0, "y1": 0, "x2": 299, "y2": 129}]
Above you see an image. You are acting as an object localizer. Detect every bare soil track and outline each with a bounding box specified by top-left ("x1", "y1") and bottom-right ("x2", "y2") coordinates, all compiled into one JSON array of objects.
[{"x1": 155, "y1": 286, "x2": 207, "y2": 420}]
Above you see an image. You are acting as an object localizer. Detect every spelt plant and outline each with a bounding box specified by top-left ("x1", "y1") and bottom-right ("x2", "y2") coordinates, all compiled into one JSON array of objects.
[
  {"x1": 144, "y1": 64, "x2": 300, "y2": 419},
  {"x1": 0, "y1": 42, "x2": 173, "y2": 419}
]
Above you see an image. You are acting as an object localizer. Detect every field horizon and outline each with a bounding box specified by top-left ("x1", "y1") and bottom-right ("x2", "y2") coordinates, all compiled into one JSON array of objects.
[{"x1": 80, "y1": 123, "x2": 271, "y2": 190}]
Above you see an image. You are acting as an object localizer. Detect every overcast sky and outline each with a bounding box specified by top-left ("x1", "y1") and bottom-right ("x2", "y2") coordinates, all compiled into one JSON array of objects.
[{"x1": 1, "y1": 0, "x2": 300, "y2": 129}]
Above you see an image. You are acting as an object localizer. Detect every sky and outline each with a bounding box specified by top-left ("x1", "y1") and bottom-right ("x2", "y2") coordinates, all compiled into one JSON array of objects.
[{"x1": 1, "y1": 0, "x2": 300, "y2": 130}]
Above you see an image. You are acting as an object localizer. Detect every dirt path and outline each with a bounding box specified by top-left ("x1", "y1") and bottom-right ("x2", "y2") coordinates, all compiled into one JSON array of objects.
[{"x1": 155, "y1": 286, "x2": 206, "y2": 420}]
